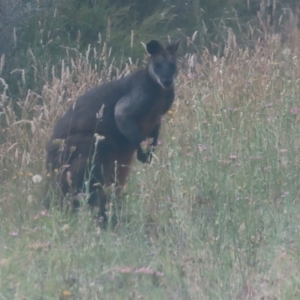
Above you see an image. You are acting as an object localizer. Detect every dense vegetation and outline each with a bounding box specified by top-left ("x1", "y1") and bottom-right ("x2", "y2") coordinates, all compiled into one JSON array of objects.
[
  {"x1": 0, "y1": 0, "x2": 299, "y2": 96},
  {"x1": 1, "y1": 0, "x2": 300, "y2": 299}
]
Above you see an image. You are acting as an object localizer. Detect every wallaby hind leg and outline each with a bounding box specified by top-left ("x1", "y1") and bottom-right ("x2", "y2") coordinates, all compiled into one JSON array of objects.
[
  {"x1": 104, "y1": 146, "x2": 136, "y2": 195},
  {"x1": 56, "y1": 140, "x2": 113, "y2": 222},
  {"x1": 88, "y1": 185, "x2": 107, "y2": 223},
  {"x1": 86, "y1": 159, "x2": 107, "y2": 223},
  {"x1": 62, "y1": 156, "x2": 108, "y2": 222}
]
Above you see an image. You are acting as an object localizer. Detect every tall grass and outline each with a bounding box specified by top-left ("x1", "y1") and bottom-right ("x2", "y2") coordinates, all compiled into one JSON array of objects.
[{"x1": 1, "y1": 27, "x2": 300, "y2": 299}]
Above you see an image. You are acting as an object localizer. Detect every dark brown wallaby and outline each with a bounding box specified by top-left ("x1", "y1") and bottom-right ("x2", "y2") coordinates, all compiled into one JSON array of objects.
[{"x1": 46, "y1": 38, "x2": 181, "y2": 222}]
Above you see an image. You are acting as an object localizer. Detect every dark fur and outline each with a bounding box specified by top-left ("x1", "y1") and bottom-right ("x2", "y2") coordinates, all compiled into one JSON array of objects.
[{"x1": 46, "y1": 39, "x2": 181, "y2": 221}]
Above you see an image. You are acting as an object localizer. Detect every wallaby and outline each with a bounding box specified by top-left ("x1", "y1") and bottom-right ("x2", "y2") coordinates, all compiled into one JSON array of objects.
[{"x1": 46, "y1": 38, "x2": 181, "y2": 222}]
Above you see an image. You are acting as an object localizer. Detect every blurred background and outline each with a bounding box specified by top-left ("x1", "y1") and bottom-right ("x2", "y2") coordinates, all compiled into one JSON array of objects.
[{"x1": 0, "y1": 0, "x2": 299, "y2": 97}]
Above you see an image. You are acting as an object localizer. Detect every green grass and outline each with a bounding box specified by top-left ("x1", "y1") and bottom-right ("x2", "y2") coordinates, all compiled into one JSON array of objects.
[{"x1": 1, "y1": 34, "x2": 300, "y2": 299}]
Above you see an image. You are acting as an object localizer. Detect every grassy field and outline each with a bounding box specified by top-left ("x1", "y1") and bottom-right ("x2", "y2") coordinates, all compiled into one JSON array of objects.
[{"x1": 1, "y1": 32, "x2": 300, "y2": 299}]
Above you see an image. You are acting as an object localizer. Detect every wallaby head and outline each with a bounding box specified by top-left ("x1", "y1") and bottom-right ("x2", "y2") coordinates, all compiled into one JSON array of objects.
[{"x1": 146, "y1": 38, "x2": 181, "y2": 89}]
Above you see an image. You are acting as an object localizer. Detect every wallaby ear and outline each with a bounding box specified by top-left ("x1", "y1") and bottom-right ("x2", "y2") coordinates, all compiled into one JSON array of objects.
[
  {"x1": 166, "y1": 37, "x2": 182, "y2": 54},
  {"x1": 146, "y1": 40, "x2": 164, "y2": 56}
]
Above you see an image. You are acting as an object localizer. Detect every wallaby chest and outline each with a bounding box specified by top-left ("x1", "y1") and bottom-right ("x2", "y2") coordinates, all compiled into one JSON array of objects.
[{"x1": 136, "y1": 89, "x2": 173, "y2": 136}]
